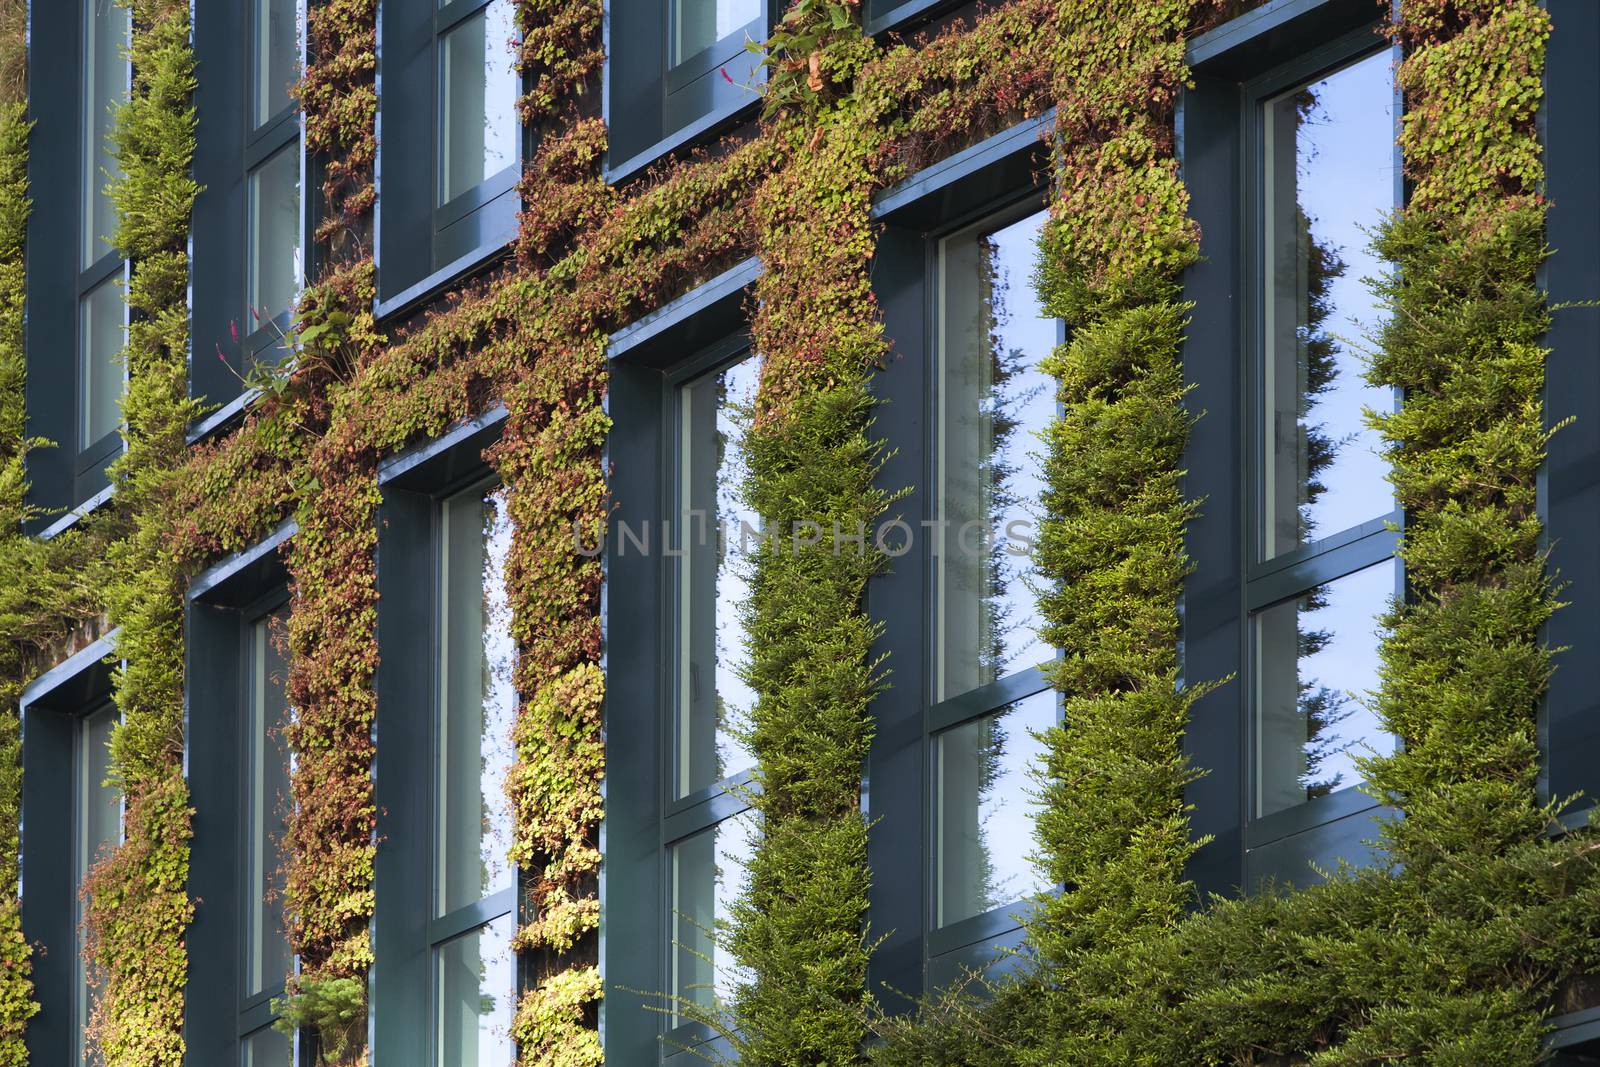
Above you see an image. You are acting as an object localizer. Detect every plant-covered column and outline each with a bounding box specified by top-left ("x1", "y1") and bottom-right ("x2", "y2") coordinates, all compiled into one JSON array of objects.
[
  {"x1": 81, "y1": 0, "x2": 203, "y2": 1063},
  {"x1": 0, "y1": 0, "x2": 34, "y2": 1058},
  {"x1": 1331, "y1": 2, "x2": 1585, "y2": 1060},
  {"x1": 275, "y1": 0, "x2": 383, "y2": 1062},
  {"x1": 1021, "y1": 2, "x2": 1214, "y2": 1062},
  {"x1": 724, "y1": 5, "x2": 889, "y2": 1064}
]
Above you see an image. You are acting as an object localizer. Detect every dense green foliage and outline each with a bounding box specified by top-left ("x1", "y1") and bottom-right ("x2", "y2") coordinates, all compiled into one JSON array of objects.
[
  {"x1": 868, "y1": 1, "x2": 1600, "y2": 1065},
  {"x1": 0, "y1": 0, "x2": 1593, "y2": 1063},
  {"x1": 81, "y1": 0, "x2": 202, "y2": 1062}
]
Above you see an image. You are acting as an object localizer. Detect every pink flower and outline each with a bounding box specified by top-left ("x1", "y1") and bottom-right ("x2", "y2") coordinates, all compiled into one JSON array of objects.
[{"x1": 720, "y1": 66, "x2": 734, "y2": 85}]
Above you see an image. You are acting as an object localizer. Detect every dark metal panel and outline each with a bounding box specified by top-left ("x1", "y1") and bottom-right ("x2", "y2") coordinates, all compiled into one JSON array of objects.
[
  {"x1": 183, "y1": 601, "x2": 246, "y2": 1064},
  {"x1": 190, "y1": 0, "x2": 251, "y2": 408},
  {"x1": 22, "y1": 0, "x2": 83, "y2": 524},
  {"x1": 1542, "y1": 0, "x2": 1600, "y2": 817},
  {"x1": 20, "y1": 704, "x2": 75, "y2": 1065},
  {"x1": 601, "y1": 356, "x2": 671, "y2": 1063},
  {"x1": 871, "y1": 112, "x2": 1053, "y2": 228},
  {"x1": 370, "y1": 489, "x2": 434, "y2": 1059},
  {"x1": 1178, "y1": 70, "x2": 1248, "y2": 898},
  {"x1": 607, "y1": 257, "x2": 759, "y2": 369},
  {"x1": 376, "y1": 0, "x2": 437, "y2": 303},
  {"x1": 1243, "y1": 803, "x2": 1385, "y2": 890},
  {"x1": 1187, "y1": 0, "x2": 1379, "y2": 81},
  {"x1": 864, "y1": 223, "x2": 930, "y2": 1008}
]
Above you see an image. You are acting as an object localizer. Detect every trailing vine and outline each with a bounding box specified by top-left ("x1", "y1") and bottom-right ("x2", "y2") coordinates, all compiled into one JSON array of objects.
[
  {"x1": 0, "y1": 0, "x2": 1592, "y2": 1063},
  {"x1": 869, "y1": 0, "x2": 1600, "y2": 1065},
  {"x1": 78, "y1": 0, "x2": 202, "y2": 1062},
  {"x1": 0, "y1": 0, "x2": 34, "y2": 1059}
]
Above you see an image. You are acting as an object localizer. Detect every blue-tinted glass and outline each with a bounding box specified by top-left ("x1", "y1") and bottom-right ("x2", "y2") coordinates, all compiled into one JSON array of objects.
[
  {"x1": 252, "y1": 0, "x2": 300, "y2": 127},
  {"x1": 935, "y1": 208, "x2": 1056, "y2": 700},
  {"x1": 935, "y1": 690, "x2": 1054, "y2": 927},
  {"x1": 670, "y1": 810, "x2": 755, "y2": 1024},
  {"x1": 676, "y1": 356, "x2": 759, "y2": 798},
  {"x1": 438, "y1": 1, "x2": 518, "y2": 205},
  {"x1": 436, "y1": 485, "x2": 517, "y2": 917},
  {"x1": 1255, "y1": 559, "x2": 1397, "y2": 816},
  {"x1": 245, "y1": 607, "x2": 293, "y2": 997},
  {"x1": 433, "y1": 915, "x2": 515, "y2": 1066},
  {"x1": 671, "y1": 0, "x2": 760, "y2": 64},
  {"x1": 248, "y1": 143, "x2": 301, "y2": 324},
  {"x1": 1261, "y1": 50, "x2": 1396, "y2": 560},
  {"x1": 82, "y1": 0, "x2": 129, "y2": 268}
]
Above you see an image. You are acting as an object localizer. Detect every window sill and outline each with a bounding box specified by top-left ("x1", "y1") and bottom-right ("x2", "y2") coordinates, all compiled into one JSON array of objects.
[
  {"x1": 1245, "y1": 783, "x2": 1385, "y2": 850},
  {"x1": 38, "y1": 483, "x2": 115, "y2": 542},
  {"x1": 927, "y1": 896, "x2": 1036, "y2": 959},
  {"x1": 864, "y1": 0, "x2": 962, "y2": 37},
  {"x1": 605, "y1": 94, "x2": 761, "y2": 188},
  {"x1": 374, "y1": 232, "x2": 515, "y2": 324},
  {"x1": 1187, "y1": 0, "x2": 1382, "y2": 80}
]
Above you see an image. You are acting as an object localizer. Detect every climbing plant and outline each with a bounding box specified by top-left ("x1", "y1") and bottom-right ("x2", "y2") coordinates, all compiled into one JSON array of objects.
[{"x1": 0, "y1": 0, "x2": 1593, "y2": 1065}]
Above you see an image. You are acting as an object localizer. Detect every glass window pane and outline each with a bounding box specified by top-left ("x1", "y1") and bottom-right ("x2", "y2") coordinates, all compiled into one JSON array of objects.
[
  {"x1": 1255, "y1": 559, "x2": 1397, "y2": 817},
  {"x1": 671, "y1": 0, "x2": 760, "y2": 65},
  {"x1": 79, "y1": 276, "x2": 124, "y2": 450},
  {"x1": 1260, "y1": 50, "x2": 1396, "y2": 561},
  {"x1": 252, "y1": 0, "x2": 300, "y2": 127},
  {"x1": 934, "y1": 690, "x2": 1054, "y2": 927},
  {"x1": 240, "y1": 1023, "x2": 291, "y2": 1067},
  {"x1": 245, "y1": 607, "x2": 294, "y2": 998},
  {"x1": 76, "y1": 704, "x2": 120, "y2": 1066},
  {"x1": 436, "y1": 485, "x2": 517, "y2": 917},
  {"x1": 433, "y1": 915, "x2": 516, "y2": 1066},
  {"x1": 676, "y1": 356, "x2": 759, "y2": 798},
  {"x1": 669, "y1": 810, "x2": 755, "y2": 1025},
  {"x1": 935, "y1": 208, "x2": 1056, "y2": 701},
  {"x1": 82, "y1": 0, "x2": 129, "y2": 268},
  {"x1": 437, "y1": 0, "x2": 518, "y2": 206},
  {"x1": 248, "y1": 143, "x2": 302, "y2": 324}
]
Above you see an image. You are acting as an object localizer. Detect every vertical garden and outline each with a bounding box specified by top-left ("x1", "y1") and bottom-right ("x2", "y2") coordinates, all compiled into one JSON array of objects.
[{"x1": 0, "y1": 0, "x2": 1595, "y2": 1064}]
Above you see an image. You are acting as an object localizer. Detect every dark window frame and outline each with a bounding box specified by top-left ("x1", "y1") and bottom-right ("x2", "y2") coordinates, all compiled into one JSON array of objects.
[
  {"x1": 24, "y1": 0, "x2": 131, "y2": 521},
  {"x1": 1181, "y1": 0, "x2": 1399, "y2": 897},
  {"x1": 376, "y1": 0, "x2": 524, "y2": 311},
  {"x1": 603, "y1": 0, "x2": 770, "y2": 183},
  {"x1": 18, "y1": 633, "x2": 119, "y2": 1065},
  {"x1": 872, "y1": 179, "x2": 1061, "y2": 998},
  {"x1": 185, "y1": 522, "x2": 306, "y2": 1065},
  {"x1": 603, "y1": 257, "x2": 754, "y2": 1063},
  {"x1": 373, "y1": 408, "x2": 525, "y2": 1064},
  {"x1": 192, "y1": 0, "x2": 306, "y2": 410}
]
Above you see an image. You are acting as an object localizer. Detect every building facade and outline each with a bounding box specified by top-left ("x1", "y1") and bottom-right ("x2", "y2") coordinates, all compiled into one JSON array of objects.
[{"x1": 2, "y1": 0, "x2": 1598, "y2": 1064}]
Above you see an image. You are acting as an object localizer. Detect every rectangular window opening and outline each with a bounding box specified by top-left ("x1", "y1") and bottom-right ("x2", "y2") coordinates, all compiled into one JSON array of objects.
[
  {"x1": 437, "y1": 0, "x2": 518, "y2": 208},
  {"x1": 674, "y1": 353, "x2": 760, "y2": 800}
]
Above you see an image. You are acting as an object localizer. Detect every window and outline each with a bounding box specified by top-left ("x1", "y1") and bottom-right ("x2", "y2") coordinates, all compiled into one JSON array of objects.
[
  {"x1": 81, "y1": 0, "x2": 126, "y2": 272},
  {"x1": 606, "y1": 0, "x2": 767, "y2": 179},
  {"x1": 437, "y1": 1, "x2": 518, "y2": 208},
  {"x1": 926, "y1": 205, "x2": 1057, "y2": 941},
  {"x1": 185, "y1": 530, "x2": 303, "y2": 1062},
  {"x1": 76, "y1": 0, "x2": 130, "y2": 492},
  {"x1": 239, "y1": 602, "x2": 295, "y2": 1064},
  {"x1": 75, "y1": 704, "x2": 121, "y2": 1066},
  {"x1": 253, "y1": 0, "x2": 300, "y2": 128},
  {"x1": 664, "y1": 353, "x2": 760, "y2": 1033},
  {"x1": 670, "y1": 0, "x2": 760, "y2": 68},
  {"x1": 246, "y1": 143, "x2": 301, "y2": 334},
  {"x1": 191, "y1": 0, "x2": 303, "y2": 408},
  {"x1": 377, "y1": 0, "x2": 521, "y2": 306},
  {"x1": 1246, "y1": 46, "x2": 1399, "y2": 827},
  {"x1": 77, "y1": 275, "x2": 125, "y2": 454},
  {"x1": 430, "y1": 481, "x2": 517, "y2": 1065},
  {"x1": 241, "y1": 0, "x2": 302, "y2": 338},
  {"x1": 243, "y1": 606, "x2": 293, "y2": 1003}
]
